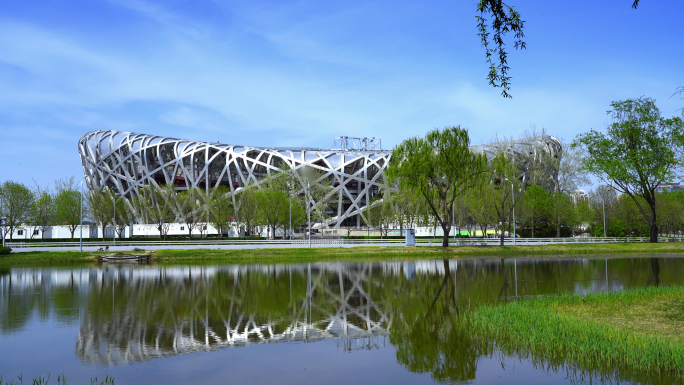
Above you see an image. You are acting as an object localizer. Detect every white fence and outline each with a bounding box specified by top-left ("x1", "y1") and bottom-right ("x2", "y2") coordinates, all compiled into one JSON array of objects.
[{"x1": 6, "y1": 236, "x2": 683, "y2": 249}]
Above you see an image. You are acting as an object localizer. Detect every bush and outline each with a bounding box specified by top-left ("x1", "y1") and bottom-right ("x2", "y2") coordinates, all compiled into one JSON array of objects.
[{"x1": 0, "y1": 247, "x2": 12, "y2": 255}]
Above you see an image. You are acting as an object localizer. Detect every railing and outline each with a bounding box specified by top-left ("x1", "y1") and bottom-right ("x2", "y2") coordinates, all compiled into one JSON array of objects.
[{"x1": 6, "y1": 236, "x2": 683, "y2": 249}]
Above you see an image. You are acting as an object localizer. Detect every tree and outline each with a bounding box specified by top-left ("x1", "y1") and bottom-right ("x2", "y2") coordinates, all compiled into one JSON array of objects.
[
  {"x1": 114, "y1": 197, "x2": 133, "y2": 239},
  {"x1": 476, "y1": 0, "x2": 526, "y2": 98},
  {"x1": 388, "y1": 126, "x2": 487, "y2": 247},
  {"x1": 207, "y1": 185, "x2": 234, "y2": 239},
  {"x1": 366, "y1": 197, "x2": 395, "y2": 238},
  {"x1": 466, "y1": 184, "x2": 498, "y2": 238},
  {"x1": 88, "y1": 187, "x2": 115, "y2": 240},
  {"x1": 573, "y1": 199, "x2": 593, "y2": 236},
  {"x1": 30, "y1": 183, "x2": 55, "y2": 240},
  {"x1": 477, "y1": 1, "x2": 641, "y2": 97},
  {"x1": 482, "y1": 153, "x2": 524, "y2": 245},
  {"x1": 547, "y1": 191, "x2": 575, "y2": 237},
  {"x1": 135, "y1": 185, "x2": 176, "y2": 240},
  {"x1": 177, "y1": 189, "x2": 206, "y2": 240},
  {"x1": 518, "y1": 185, "x2": 549, "y2": 238},
  {"x1": 258, "y1": 169, "x2": 306, "y2": 239},
  {"x1": 554, "y1": 138, "x2": 592, "y2": 195},
  {"x1": 235, "y1": 183, "x2": 259, "y2": 237},
  {"x1": 573, "y1": 97, "x2": 684, "y2": 242},
  {"x1": 389, "y1": 185, "x2": 427, "y2": 236},
  {"x1": 256, "y1": 187, "x2": 294, "y2": 240},
  {"x1": 53, "y1": 177, "x2": 83, "y2": 240},
  {"x1": 657, "y1": 191, "x2": 684, "y2": 237},
  {"x1": 295, "y1": 165, "x2": 335, "y2": 231},
  {"x1": 0, "y1": 181, "x2": 34, "y2": 241}
]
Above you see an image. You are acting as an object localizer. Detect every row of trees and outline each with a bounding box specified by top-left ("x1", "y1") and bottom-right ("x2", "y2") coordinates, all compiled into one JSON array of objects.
[
  {"x1": 2, "y1": 98, "x2": 681, "y2": 244},
  {"x1": 385, "y1": 96, "x2": 683, "y2": 245},
  {"x1": 0, "y1": 166, "x2": 338, "y2": 241},
  {"x1": 0, "y1": 178, "x2": 82, "y2": 240}
]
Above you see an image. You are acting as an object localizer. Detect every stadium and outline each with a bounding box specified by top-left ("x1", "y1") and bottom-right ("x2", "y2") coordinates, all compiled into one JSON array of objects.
[{"x1": 78, "y1": 130, "x2": 562, "y2": 229}]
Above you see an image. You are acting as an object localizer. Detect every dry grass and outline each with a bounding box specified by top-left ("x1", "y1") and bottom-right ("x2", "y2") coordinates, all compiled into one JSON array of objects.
[
  {"x1": 467, "y1": 286, "x2": 684, "y2": 380},
  {"x1": 552, "y1": 292, "x2": 684, "y2": 342}
]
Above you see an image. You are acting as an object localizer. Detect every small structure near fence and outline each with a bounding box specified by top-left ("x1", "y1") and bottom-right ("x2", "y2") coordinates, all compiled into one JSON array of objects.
[{"x1": 405, "y1": 229, "x2": 416, "y2": 247}]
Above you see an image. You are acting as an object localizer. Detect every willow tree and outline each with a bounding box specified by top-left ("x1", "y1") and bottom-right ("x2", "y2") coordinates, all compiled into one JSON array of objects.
[
  {"x1": 134, "y1": 185, "x2": 176, "y2": 240},
  {"x1": 54, "y1": 177, "x2": 82, "y2": 240},
  {"x1": 207, "y1": 185, "x2": 234, "y2": 238},
  {"x1": 573, "y1": 97, "x2": 684, "y2": 243},
  {"x1": 387, "y1": 126, "x2": 487, "y2": 247},
  {"x1": 483, "y1": 153, "x2": 525, "y2": 245},
  {"x1": 88, "y1": 187, "x2": 115, "y2": 240}
]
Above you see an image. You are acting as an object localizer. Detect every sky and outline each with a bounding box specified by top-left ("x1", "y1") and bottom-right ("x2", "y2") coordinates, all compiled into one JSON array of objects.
[{"x1": 1, "y1": 0, "x2": 682, "y2": 188}]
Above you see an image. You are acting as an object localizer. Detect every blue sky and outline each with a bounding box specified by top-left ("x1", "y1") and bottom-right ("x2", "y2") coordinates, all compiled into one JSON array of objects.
[{"x1": 1, "y1": 0, "x2": 682, "y2": 187}]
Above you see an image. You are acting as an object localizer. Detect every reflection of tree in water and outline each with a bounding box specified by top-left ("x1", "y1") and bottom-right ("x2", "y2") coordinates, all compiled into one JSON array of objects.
[
  {"x1": 0, "y1": 268, "x2": 83, "y2": 335},
  {"x1": 649, "y1": 258, "x2": 660, "y2": 287},
  {"x1": 3, "y1": 259, "x2": 684, "y2": 382},
  {"x1": 387, "y1": 260, "x2": 489, "y2": 382}
]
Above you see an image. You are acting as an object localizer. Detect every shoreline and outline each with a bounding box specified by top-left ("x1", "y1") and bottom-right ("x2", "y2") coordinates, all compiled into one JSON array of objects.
[
  {"x1": 1, "y1": 242, "x2": 684, "y2": 265},
  {"x1": 467, "y1": 285, "x2": 684, "y2": 381}
]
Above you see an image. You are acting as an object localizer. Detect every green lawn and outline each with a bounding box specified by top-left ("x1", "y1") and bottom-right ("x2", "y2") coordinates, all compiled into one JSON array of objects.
[
  {"x1": 467, "y1": 285, "x2": 684, "y2": 380},
  {"x1": 2, "y1": 241, "x2": 684, "y2": 265}
]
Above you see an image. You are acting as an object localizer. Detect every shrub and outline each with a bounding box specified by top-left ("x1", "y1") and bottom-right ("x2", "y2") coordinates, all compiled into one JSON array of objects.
[{"x1": 0, "y1": 247, "x2": 12, "y2": 255}]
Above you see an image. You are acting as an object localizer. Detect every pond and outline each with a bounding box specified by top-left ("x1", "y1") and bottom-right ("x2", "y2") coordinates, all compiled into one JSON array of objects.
[{"x1": 0, "y1": 256, "x2": 679, "y2": 384}]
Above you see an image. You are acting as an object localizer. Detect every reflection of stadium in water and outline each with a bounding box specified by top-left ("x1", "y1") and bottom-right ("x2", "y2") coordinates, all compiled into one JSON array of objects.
[
  {"x1": 0, "y1": 258, "x2": 671, "y2": 368},
  {"x1": 75, "y1": 263, "x2": 395, "y2": 365}
]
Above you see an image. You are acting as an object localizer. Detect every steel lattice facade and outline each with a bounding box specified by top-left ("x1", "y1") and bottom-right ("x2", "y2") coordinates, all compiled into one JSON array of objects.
[
  {"x1": 78, "y1": 130, "x2": 390, "y2": 228},
  {"x1": 78, "y1": 130, "x2": 562, "y2": 228},
  {"x1": 471, "y1": 134, "x2": 563, "y2": 191}
]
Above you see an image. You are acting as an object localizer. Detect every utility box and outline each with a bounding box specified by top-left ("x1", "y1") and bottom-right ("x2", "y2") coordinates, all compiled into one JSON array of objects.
[{"x1": 406, "y1": 229, "x2": 416, "y2": 247}]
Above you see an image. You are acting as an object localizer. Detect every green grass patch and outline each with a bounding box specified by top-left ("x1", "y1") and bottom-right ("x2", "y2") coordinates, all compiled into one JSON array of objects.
[
  {"x1": 467, "y1": 285, "x2": 684, "y2": 380},
  {"x1": 4, "y1": 241, "x2": 684, "y2": 265}
]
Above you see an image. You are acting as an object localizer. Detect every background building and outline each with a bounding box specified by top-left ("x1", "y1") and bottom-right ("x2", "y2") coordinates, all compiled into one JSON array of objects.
[{"x1": 78, "y1": 130, "x2": 563, "y2": 230}]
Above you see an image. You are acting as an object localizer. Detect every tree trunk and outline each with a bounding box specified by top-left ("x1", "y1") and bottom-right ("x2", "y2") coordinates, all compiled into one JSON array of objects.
[
  {"x1": 531, "y1": 216, "x2": 535, "y2": 238},
  {"x1": 441, "y1": 223, "x2": 451, "y2": 247},
  {"x1": 649, "y1": 204, "x2": 658, "y2": 243},
  {"x1": 499, "y1": 217, "x2": 505, "y2": 246},
  {"x1": 649, "y1": 222, "x2": 658, "y2": 243},
  {"x1": 556, "y1": 224, "x2": 561, "y2": 238}
]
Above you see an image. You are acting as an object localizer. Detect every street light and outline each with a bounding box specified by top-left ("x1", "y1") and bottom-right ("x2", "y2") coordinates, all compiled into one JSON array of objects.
[
  {"x1": 1, "y1": 192, "x2": 5, "y2": 248},
  {"x1": 112, "y1": 191, "x2": 117, "y2": 246},
  {"x1": 307, "y1": 180, "x2": 311, "y2": 248},
  {"x1": 505, "y1": 178, "x2": 516, "y2": 246},
  {"x1": 602, "y1": 192, "x2": 607, "y2": 238},
  {"x1": 79, "y1": 179, "x2": 83, "y2": 252},
  {"x1": 0, "y1": 217, "x2": 5, "y2": 248}
]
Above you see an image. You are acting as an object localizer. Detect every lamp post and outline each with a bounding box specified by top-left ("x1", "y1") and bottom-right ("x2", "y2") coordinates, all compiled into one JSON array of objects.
[
  {"x1": 307, "y1": 180, "x2": 311, "y2": 248},
  {"x1": 289, "y1": 178, "x2": 293, "y2": 241},
  {"x1": 79, "y1": 179, "x2": 83, "y2": 252},
  {"x1": 505, "y1": 178, "x2": 516, "y2": 246},
  {"x1": 1, "y1": 192, "x2": 5, "y2": 248},
  {"x1": 602, "y1": 190, "x2": 607, "y2": 238},
  {"x1": 112, "y1": 192, "x2": 116, "y2": 246},
  {"x1": 1, "y1": 218, "x2": 5, "y2": 248}
]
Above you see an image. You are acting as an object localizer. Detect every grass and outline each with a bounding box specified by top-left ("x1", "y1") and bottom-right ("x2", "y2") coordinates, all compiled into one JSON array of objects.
[
  {"x1": 3, "y1": 241, "x2": 684, "y2": 265},
  {"x1": 466, "y1": 285, "x2": 684, "y2": 381},
  {"x1": 0, "y1": 374, "x2": 113, "y2": 385}
]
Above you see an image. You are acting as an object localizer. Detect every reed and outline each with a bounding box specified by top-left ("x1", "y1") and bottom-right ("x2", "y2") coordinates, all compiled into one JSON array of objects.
[
  {"x1": 466, "y1": 285, "x2": 684, "y2": 379},
  {"x1": 0, "y1": 374, "x2": 113, "y2": 385}
]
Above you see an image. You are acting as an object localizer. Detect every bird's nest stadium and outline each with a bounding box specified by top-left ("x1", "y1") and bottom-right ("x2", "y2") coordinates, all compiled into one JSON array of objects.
[{"x1": 78, "y1": 130, "x2": 562, "y2": 228}]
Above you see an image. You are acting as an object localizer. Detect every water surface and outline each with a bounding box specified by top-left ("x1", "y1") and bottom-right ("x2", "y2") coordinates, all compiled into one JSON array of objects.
[{"x1": 0, "y1": 256, "x2": 679, "y2": 384}]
